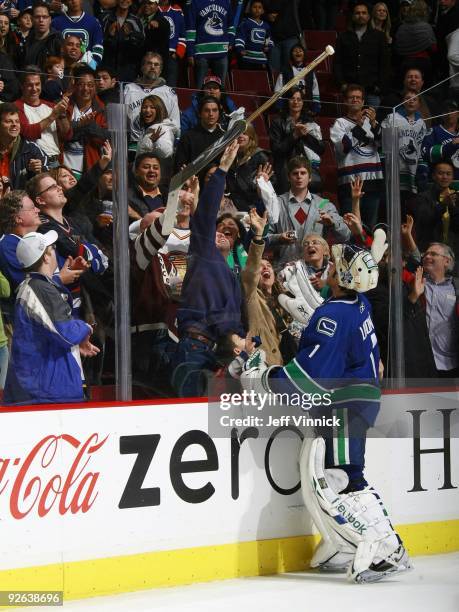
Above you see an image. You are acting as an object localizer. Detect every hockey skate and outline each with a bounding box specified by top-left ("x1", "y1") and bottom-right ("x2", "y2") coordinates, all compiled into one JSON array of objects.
[{"x1": 348, "y1": 540, "x2": 413, "y2": 584}]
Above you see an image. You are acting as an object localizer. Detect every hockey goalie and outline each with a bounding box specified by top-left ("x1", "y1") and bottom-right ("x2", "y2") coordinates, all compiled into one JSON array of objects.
[{"x1": 239, "y1": 237, "x2": 413, "y2": 584}]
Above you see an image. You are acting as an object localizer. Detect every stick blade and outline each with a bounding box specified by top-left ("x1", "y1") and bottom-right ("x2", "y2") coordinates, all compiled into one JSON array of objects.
[{"x1": 162, "y1": 119, "x2": 247, "y2": 236}]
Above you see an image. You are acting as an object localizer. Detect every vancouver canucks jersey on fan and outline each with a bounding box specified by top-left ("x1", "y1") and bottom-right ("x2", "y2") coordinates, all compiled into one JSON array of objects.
[
  {"x1": 269, "y1": 293, "x2": 381, "y2": 425},
  {"x1": 185, "y1": 0, "x2": 242, "y2": 58},
  {"x1": 52, "y1": 12, "x2": 104, "y2": 65},
  {"x1": 421, "y1": 124, "x2": 459, "y2": 189},
  {"x1": 160, "y1": 4, "x2": 187, "y2": 57},
  {"x1": 235, "y1": 17, "x2": 273, "y2": 65}
]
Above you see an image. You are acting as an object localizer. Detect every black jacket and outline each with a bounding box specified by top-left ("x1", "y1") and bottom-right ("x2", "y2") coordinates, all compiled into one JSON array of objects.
[
  {"x1": 334, "y1": 27, "x2": 390, "y2": 93},
  {"x1": 225, "y1": 149, "x2": 270, "y2": 212},
  {"x1": 102, "y1": 10, "x2": 145, "y2": 82},
  {"x1": 0, "y1": 53, "x2": 20, "y2": 103},
  {"x1": 174, "y1": 124, "x2": 225, "y2": 173},
  {"x1": 269, "y1": 112, "x2": 324, "y2": 193},
  {"x1": 412, "y1": 184, "x2": 459, "y2": 253},
  {"x1": 264, "y1": 0, "x2": 302, "y2": 42},
  {"x1": 5, "y1": 137, "x2": 48, "y2": 190},
  {"x1": 19, "y1": 29, "x2": 63, "y2": 70},
  {"x1": 143, "y1": 12, "x2": 170, "y2": 72}
]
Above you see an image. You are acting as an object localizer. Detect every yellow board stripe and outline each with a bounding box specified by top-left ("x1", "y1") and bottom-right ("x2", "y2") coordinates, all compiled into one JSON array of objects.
[{"x1": 1, "y1": 519, "x2": 458, "y2": 602}]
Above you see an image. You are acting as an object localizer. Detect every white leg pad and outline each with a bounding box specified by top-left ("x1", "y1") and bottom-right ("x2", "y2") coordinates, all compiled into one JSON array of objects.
[{"x1": 299, "y1": 437, "x2": 355, "y2": 571}]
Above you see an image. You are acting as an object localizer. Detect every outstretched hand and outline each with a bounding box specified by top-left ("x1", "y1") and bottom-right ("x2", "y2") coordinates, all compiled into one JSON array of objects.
[
  {"x1": 408, "y1": 266, "x2": 425, "y2": 303},
  {"x1": 351, "y1": 177, "x2": 365, "y2": 200},
  {"x1": 343, "y1": 212, "x2": 363, "y2": 237},
  {"x1": 249, "y1": 207, "x2": 268, "y2": 236},
  {"x1": 401, "y1": 214, "x2": 414, "y2": 237},
  {"x1": 219, "y1": 140, "x2": 239, "y2": 172},
  {"x1": 256, "y1": 162, "x2": 273, "y2": 183}
]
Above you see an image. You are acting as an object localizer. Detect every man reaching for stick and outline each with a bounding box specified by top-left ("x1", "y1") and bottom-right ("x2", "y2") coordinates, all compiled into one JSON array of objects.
[{"x1": 170, "y1": 140, "x2": 246, "y2": 397}]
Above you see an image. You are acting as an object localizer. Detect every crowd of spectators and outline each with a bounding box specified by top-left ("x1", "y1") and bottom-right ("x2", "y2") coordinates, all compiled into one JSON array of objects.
[{"x1": 0, "y1": 0, "x2": 458, "y2": 403}]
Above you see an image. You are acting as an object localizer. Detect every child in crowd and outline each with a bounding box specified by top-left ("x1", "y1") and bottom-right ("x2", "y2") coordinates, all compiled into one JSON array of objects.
[{"x1": 235, "y1": 0, "x2": 273, "y2": 69}]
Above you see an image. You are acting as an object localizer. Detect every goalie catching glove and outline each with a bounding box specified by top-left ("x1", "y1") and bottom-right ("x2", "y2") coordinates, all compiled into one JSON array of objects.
[{"x1": 278, "y1": 261, "x2": 324, "y2": 325}]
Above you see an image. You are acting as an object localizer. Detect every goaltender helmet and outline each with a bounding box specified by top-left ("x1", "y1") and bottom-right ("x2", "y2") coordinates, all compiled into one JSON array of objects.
[{"x1": 331, "y1": 243, "x2": 379, "y2": 292}]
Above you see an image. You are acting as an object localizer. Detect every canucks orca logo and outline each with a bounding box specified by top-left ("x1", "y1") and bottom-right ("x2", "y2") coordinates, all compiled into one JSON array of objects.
[
  {"x1": 205, "y1": 12, "x2": 224, "y2": 36},
  {"x1": 316, "y1": 317, "x2": 337, "y2": 337},
  {"x1": 400, "y1": 139, "x2": 417, "y2": 165},
  {"x1": 250, "y1": 28, "x2": 266, "y2": 44},
  {"x1": 164, "y1": 15, "x2": 175, "y2": 39},
  {"x1": 451, "y1": 149, "x2": 459, "y2": 169}
]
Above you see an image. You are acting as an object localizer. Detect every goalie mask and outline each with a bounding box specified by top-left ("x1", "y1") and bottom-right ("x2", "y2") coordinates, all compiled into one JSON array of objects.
[{"x1": 331, "y1": 243, "x2": 378, "y2": 292}]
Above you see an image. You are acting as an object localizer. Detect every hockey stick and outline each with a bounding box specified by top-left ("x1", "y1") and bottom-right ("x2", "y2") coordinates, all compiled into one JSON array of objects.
[{"x1": 162, "y1": 45, "x2": 335, "y2": 236}]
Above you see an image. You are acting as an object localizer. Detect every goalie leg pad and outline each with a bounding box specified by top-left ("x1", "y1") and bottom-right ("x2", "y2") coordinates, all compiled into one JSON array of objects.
[
  {"x1": 301, "y1": 437, "x2": 412, "y2": 581},
  {"x1": 299, "y1": 437, "x2": 355, "y2": 572}
]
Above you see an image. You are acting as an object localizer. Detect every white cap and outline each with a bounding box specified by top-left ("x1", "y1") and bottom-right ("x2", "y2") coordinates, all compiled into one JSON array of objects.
[{"x1": 16, "y1": 230, "x2": 58, "y2": 268}]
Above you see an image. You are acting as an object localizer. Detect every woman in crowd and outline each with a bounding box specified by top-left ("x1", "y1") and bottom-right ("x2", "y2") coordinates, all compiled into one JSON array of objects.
[
  {"x1": 49, "y1": 141, "x2": 113, "y2": 242},
  {"x1": 134, "y1": 95, "x2": 177, "y2": 181},
  {"x1": 216, "y1": 212, "x2": 248, "y2": 279},
  {"x1": 135, "y1": 95, "x2": 177, "y2": 159},
  {"x1": 269, "y1": 87, "x2": 324, "y2": 194},
  {"x1": 301, "y1": 233, "x2": 331, "y2": 298},
  {"x1": 242, "y1": 208, "x2": 297, "y2": 365},
  {"x1": 371, "y1": 2, "x2": 393, "y2": 44},
  {"x1": 0, "y1": 13, "x2": 20, "y2": 102},
  {"x1": 225, "y1": 124, "x2": 270, "y2": 212}
]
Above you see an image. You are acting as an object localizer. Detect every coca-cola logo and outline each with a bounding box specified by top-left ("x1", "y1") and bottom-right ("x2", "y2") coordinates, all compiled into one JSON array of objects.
[{"x1": 0, "y1": 433, "x2": 108, "y2": 519}]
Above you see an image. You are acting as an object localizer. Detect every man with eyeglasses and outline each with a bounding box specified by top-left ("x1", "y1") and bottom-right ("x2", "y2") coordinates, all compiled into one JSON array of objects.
[
  {"x1": 26, "y1": 172, "x2": 109, "y2": 314},
  {"x1": 0, "y1": 188, "x2": 84, "y2": 339},
  {"x1": 330, "y1": 84, "x2": 383, "y2": 229},
  {"x1": 124, "y1": 51, "x2": 180, "y2": 146},
  {"x1": 19, "y1": 2, "x2": 63, "y2": 70},
  {"x1": 412, "y1": 242, "x2": 459, "y2": 378}
]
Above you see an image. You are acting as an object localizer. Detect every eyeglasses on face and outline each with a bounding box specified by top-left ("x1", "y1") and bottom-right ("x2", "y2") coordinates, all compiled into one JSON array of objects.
[
  {"x1": 37, "y1": 183, "x2": 60, "y2": 196},
  {"x1": 422, "y1": 251, "x2": 448, "y2": 258},
  {"x1": 303, "y1": 240, "x2": 323, "y2": 247}
]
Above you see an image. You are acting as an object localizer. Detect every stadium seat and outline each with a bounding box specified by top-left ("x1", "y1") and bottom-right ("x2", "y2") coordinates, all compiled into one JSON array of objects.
[
  {"x1": 317, "y1": 117, "x2": 337, "y2": 142},
  {"x1": 320, "y1": 164, "x2": 338, "y2": 195},
  {"x1": 175, "y1": 88, "x2": 194, "y2": 112},
  {"x1": 321, "y1": 141, "x2": 336, "y2": 166},
  {"x1": 304, "y1": 30, "x2": 338, "y2": 51},
  {"x1": 305, "y1": 50, "x2": 332, "y2": 73},
  {"x1": 316, "y1": 71, "x2": 339, "y2": 96},
  {"x1": 335, "y1": 11, "x2": 348, "y2": 32},
  {"x1": 228, "y1": 92, "x2": 258, "y2": 114},
  {"x1": 251, "y1": 114, "x2": 270, "y2": 150},
  {"x1": 230, "y1": 69, "x2": 272, "y2": 97}
]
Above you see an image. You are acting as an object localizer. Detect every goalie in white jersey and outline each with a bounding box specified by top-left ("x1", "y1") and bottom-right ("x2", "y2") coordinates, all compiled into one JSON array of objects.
[{"x1": 241, "y1": 238, "x2": 412, "y2": 583}]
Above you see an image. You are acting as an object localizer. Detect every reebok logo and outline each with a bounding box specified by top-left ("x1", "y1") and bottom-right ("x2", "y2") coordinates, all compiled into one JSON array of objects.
[{"x1": 338, "y1": 503, "x2": 367, "y2": 535}]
